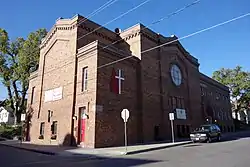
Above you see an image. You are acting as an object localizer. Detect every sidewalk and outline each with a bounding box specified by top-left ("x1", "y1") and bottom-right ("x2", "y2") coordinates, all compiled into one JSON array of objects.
[
  {"x1": 60, "y1": 140, "x2": 192, "y2": 156},
  {"x1": 0, "y1": 139, "x2": 191, "y2": 157},
  {"x1": 1, "y1": 130, "x2": 249, "y2": 157},
  {"x1": 0, "y1": 140, "x2": 74, "y2": 155}
]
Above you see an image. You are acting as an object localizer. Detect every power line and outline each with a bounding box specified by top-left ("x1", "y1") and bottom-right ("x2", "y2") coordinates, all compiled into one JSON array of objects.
[
  {"x1": 98, "y1": 12, "x2": 250, "y2": 69},
  {"x1": 77, "y1": 0, "x2": 120, "y2": 26},
  {"x1": 101, "y1": 0, "x2": 202, "y2": 50},
  {"x1": 31, "y1": 12, "x2": 250, "y2": 96},
  {"x1": 77, "y1": 0, "x2": 154, "y2": 41},
  {"x1": 43, "y1": 0, "x2": 203, "y2": 78}
]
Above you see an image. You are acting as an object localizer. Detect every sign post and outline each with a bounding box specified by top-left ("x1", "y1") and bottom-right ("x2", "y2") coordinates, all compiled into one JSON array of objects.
[
  {"x1": 169, "y1": 113, "x2": 175, "y2": 143},
  {"x1": 121, "y1": 109, "x2": 129, "y2": 154},
  {"x1": 20, "y1": 114, "x2": 26, "y2": 145}
]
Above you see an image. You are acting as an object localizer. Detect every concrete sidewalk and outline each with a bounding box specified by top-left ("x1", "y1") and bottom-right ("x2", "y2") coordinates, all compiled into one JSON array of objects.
[
  {"x1": 1, "y1": 130, "x2": 249, "y2": 157},
  {"x1": 0, "y1": 139, "x2": 191, "y2": 157},
  {"x1": 59, "y1": 140, "x2": 192, "y2": 156}
]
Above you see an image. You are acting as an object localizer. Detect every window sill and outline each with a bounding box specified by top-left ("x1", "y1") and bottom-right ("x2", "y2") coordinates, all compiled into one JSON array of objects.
[
  {"x1": 51, "y1": 135, "x2": 57, "y2": 140},
  {"x1": 80, "y1": 90, "x2": 90, "y2": 94},
  {"x1": 38, "y1": 135, "x2": 44, "y2": 140}
]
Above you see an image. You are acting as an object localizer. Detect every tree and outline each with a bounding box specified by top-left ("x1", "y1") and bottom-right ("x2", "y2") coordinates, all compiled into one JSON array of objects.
[
  {"x1": 212, "y1": 66, "x2": 250, "y2": 120},
  {"x1": 0, "y1": 28, "x2": 47, "y2": 123}
]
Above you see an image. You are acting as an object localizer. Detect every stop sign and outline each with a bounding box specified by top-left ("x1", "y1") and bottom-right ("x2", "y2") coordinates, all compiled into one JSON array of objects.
[{"x1": 121, "y1": 109, "x2": 129, "y2": 122}]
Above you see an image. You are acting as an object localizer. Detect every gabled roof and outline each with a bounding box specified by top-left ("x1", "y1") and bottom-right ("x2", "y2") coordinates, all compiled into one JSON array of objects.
[{"x1": 0, "y1": 106, "x2": 14, "y2": 113}]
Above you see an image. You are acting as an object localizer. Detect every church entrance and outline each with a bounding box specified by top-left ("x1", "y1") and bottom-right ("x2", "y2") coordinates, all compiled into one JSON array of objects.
[{"x1": 78, "y1": 107, "x2": 87, "y2": 143}]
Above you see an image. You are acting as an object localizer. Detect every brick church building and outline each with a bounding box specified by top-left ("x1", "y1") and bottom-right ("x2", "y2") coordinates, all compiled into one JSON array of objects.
[{"x1": 27, "y1": 14, "x2": 234, "y2": 148}]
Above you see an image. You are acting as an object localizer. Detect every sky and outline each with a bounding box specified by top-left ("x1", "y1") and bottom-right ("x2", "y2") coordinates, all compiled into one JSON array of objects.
[{"x1": 0, "y1": 0, "x2": 249, "y2": 100}]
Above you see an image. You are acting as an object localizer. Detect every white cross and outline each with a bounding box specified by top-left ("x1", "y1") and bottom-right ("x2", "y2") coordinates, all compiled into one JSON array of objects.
[{"x1": 115, "y1": 69, "x2": 125, "y2": 94}]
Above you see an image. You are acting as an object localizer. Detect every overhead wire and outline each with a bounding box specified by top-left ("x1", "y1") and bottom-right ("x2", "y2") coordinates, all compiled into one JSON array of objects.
[
  {"x1": 38, "y1": 0, "x2": 203, "y2": 82},
  {"x1": 27, "y1": 12, "x2": 250, "y2": 96}
]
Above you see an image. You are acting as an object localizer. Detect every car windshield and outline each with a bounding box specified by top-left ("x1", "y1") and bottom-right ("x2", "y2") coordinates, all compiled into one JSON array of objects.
[{"x1": 196, "y1": 125, "x2": 210, "y2": 131}]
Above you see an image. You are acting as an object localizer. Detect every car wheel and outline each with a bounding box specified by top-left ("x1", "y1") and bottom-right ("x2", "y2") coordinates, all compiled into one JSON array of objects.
[
  {"x1": 217, "y1": 135, "x2": 221, "y2": 142},
  {"x1": 207, "y1": 137, "x2": 212, "y2": 143}
]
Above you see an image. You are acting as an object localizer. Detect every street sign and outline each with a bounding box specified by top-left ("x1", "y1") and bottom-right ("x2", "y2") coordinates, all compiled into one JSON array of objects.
[
  {"x1": 169, "y1": 112, "x2": 175, "y2": 143},
  {"x1": 121, "y1": 109, "x2": 130, "y2": 154},
  {"x1": 121, "y1": 109, "x2": 129, "y2": 122},
  {"x1": 169, "y1": 113, "x2": 174, "y2": 120},
  {"x1": 21, "y1": 114, "x2": 26, "y2": 121}
]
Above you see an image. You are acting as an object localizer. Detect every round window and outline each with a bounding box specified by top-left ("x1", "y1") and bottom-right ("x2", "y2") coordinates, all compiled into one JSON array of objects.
[{"x1": 170, "y1": 64, "x2": 182, "y2": 86}]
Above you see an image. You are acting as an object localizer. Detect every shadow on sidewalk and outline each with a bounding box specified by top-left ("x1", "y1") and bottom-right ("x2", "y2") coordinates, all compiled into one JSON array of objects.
[{"x1": 0, "y1": 144, "x2": 162, "y2": 167}]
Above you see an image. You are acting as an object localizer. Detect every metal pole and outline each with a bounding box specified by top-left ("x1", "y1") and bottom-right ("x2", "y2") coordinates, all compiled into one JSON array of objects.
[
  {"x1": 171, "y1": 120, "x2": 175, "y2": 143},
  {"x1": 124, "y1": 121, "x2": 127, "y2": 154},
  {"x1": 20, "y1": 122, "x2": 23, "y2": 145}
]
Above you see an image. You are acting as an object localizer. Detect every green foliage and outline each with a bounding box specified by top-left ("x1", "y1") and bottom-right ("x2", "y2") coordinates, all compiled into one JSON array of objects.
[
  {"x1": 0, "y1": 28, "x2": 47, "y2": 122},
  {"x1": 212, "y1": 66, "x2": 250, "y2": 114},
  {"x1": 0, "y1": 125, "x2": 22, "y2": 139}
]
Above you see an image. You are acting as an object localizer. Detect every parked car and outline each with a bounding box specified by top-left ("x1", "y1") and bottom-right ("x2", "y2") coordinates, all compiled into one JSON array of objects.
[{"x1": 190, "y1": 124, "x2": 221, "y2": 143}]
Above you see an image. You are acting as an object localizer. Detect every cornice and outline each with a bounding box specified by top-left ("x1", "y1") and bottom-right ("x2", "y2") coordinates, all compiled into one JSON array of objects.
[
  {"x1": 78, "y1": 24, "x2": 115, "y2": 43},
  {"x1": 40, "y1": 24, "x2": 76, "y2": 50},
  {"x1": 200, "y1": 73, "x2": 229, "y2": 92},
  {"x1": 122, "y1": 31, "x2": 140, "y2": 42},
  {"x1": 98, "y1": 41, "x2": 139, "y2": 65},
  {"x1": 77, "y1": 40, "x2": 98, "y2": 60}
]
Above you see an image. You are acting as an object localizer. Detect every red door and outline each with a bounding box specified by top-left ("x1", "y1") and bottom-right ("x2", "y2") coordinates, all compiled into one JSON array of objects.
[{"x1": 81, "y1": 115, "x2": 86, "y2": 142}]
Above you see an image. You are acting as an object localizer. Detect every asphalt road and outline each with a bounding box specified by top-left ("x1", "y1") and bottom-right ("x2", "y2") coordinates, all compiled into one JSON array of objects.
[{"x1": 1, "y1": 134, "x2": 250, "y2": 167}]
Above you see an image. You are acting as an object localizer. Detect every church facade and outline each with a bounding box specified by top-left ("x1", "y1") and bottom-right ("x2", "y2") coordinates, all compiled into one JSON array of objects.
[{"x1": 27, "y1": 14, "x2": 234, "y2": 148}]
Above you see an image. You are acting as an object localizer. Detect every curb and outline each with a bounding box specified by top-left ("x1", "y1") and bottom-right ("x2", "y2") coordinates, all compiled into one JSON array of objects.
[
  {"x1": 0, "y1": 143, "x2": 56, "y2": 155},
  {"x1": 124, "y1": 141, "x2": 192, "y2": 155}
]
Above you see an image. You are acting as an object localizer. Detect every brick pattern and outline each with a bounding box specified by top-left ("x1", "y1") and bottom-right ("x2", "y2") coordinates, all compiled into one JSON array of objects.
[
  {"x1": 27, "y1": 15, "x2": 233, "y2": 148},
  {"x1": 95, "y1": 43, "x2": 140, "y2": 147}
]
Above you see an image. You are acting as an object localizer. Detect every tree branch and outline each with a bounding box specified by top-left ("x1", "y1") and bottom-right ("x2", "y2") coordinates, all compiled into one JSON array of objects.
[
  {"x1": 19, "y1": 83, "x2": 28, "y2": 114},
  {"x1": 6, "y1": 84, "x2": 15, "y2": 112}
]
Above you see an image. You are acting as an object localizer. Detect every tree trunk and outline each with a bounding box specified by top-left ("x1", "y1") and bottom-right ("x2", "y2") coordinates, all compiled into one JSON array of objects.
[
  {"x1": 6, "y1": 85, "x2": 15, "y2": 111},
  {"x1": 12, "y1": 80, "x2": 21, "y2": 123},
  {"x1": 19, "y1": 84, "x2": 28, "y2": 114}
]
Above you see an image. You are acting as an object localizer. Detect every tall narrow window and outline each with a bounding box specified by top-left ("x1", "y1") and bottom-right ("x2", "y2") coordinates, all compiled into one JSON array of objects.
[
  {"x1": 180, "y1": 98, "x2": 185, "y2": 108},
  {"x1": 31, "y1": 86, "x2": 35, "y2": 104},
  {"x1": 177, "y1": 98, "x2": 181, "y2": 108},
  {"x1": 48, "y1": 110, "x2": 53, "y2": 123},
  {"x1": 51, "y1": 121, "x2": 57, "y2": 140},
  {"x1": 82, "y1": 67, "x2": 88, "y2": 91},
  {"x1": 39, "y1": 122, "x2": 45, "y2": 139},
  {"x1": 172, "y1": 97, "x2": 177, "y2": 110}
]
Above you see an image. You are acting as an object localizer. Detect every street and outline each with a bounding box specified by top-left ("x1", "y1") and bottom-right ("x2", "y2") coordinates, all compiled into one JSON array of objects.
[{"x1": 1, "y1": 135, "x2": 250, "y2": 167}]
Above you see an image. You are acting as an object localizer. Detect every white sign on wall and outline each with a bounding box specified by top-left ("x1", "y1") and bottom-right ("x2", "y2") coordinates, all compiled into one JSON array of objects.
[
  {"x1": 169, "y1": 113, "x2": 175, "y2": 120},
  {"x1": 44, "y1": 86, "x2": 63, "y2": 102},
  {"x1": 21, "y1": 114, "x2": 26, "y2": 121},
  {"x1": 52, "y1": 87, "x2": 63, "y2": 101},
  {"x1": 176, "y1": 108, "x2": 186, "y2": 120}
]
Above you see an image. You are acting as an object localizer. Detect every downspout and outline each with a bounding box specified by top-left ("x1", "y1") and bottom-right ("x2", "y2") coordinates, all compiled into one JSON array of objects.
[
  {"x1": 157, "y1": 34, "x2": 164, "y2": 139},
  {"x1": 70, "y1": 28, "x2": 78, "y2": 146},
  {"x1": 37, "y1": 50, "x2": 46, "y2": 119}
]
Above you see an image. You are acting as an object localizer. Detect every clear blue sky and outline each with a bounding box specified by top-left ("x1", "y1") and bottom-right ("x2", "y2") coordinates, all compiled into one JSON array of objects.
[{"x1": 0, "y1": 0, "x2": 249, "y2": 100}]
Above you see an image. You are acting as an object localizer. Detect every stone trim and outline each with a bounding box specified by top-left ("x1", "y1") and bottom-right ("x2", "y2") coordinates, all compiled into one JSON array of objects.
[
  {"x1": 77, "y1": 40, "x2": 98, "y2": 60},
  {"x1": 140, "y1": 31, "x2": 158, "y2": 43},
  {"x1": 78, "y1": 25, "x2": 115, "y2": 43},
  {"x1": 123, "y1": 31, "x2": 140, "y2": 42},
  {"x1": 42, "y1": 38, "x2": 70, "y2": 58},
  {"x1": 200, "y1": 73, "x2": 229, "y2": 92},
  {"x1": 40, "y1": 25, "x2": 76, "y2": 49},
  {"x1": 98, "y1": 42, "x2": 139, "y2": 67}
]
